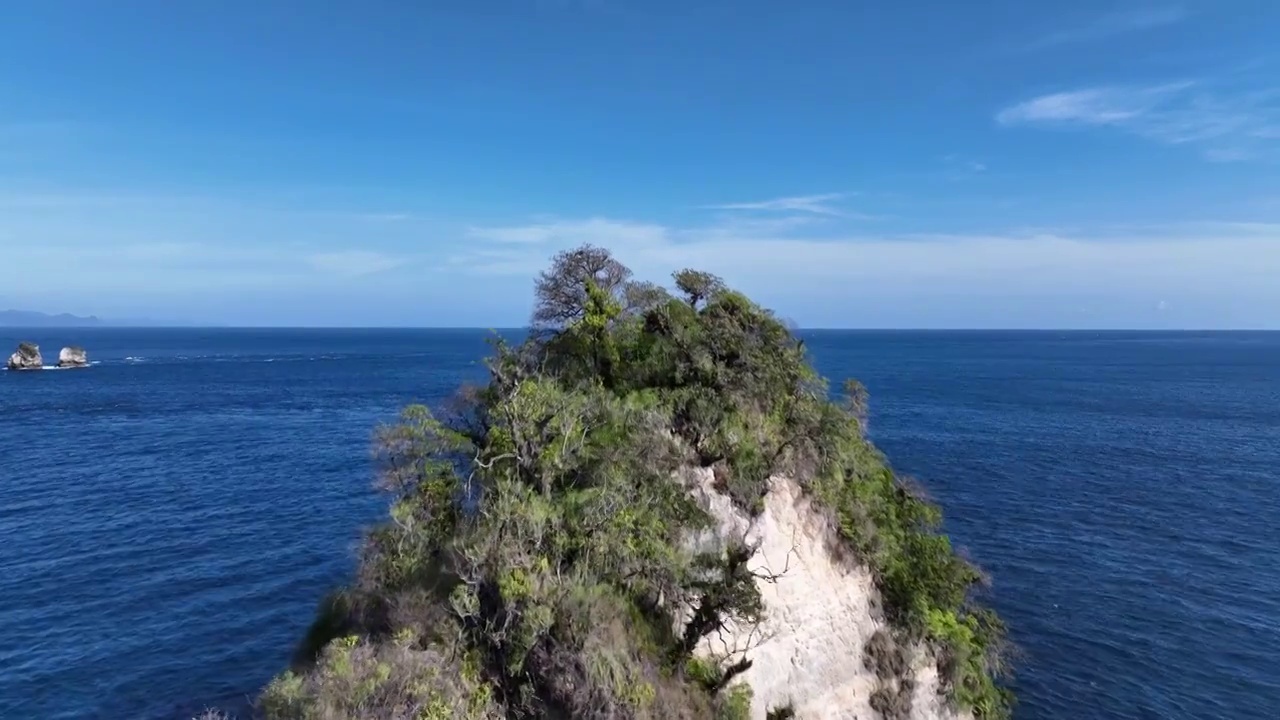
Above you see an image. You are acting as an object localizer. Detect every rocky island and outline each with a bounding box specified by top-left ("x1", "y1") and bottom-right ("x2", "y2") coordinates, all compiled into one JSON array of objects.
[
  {"x1": 5, "y1": 343, "x2": 90, "y2": 370},
  {"x1": 216, "y1": 245, "x2": 1010, "y2": 720},
  {"x1": 58, "y1": 346, "x2": 89, "y2": 368},
  {"x1": 6, "y1": 342, "x2": 43, "y2": 371}
]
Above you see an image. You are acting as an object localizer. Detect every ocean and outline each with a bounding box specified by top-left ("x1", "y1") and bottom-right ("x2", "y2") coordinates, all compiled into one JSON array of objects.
[{"x1": 1, "y1": 329, "x2": 1277, "y2": 720}]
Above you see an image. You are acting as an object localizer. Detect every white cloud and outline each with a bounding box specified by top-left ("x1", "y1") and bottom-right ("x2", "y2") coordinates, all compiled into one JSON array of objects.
[
  {"x1": 0, "y1": 240, "x2": 411, "y2": 298},
  {"x1": 3, "y1": 180, "x2": 1277, "y2": 326},
  {"x1": 306, "y1": 250, "x2": 405, "y2": 276},
  {"x1": 0, "y1": 193, "x2": 126, "y2": 209},
  {"x1": 467, "y1": 217, "x2": 669, "y2": 246},
  {"x1": 455, "y1": 218, "x2": 1280, "y2": 313},
  {"x1": 702, "y1": 193, "x2": 851, "y2": 216},
  {"x1": 355, "y1": 212, "x2": 412, "y2": 223},
  {"x1": 941, "y1": 155, "x2": 989, "y2": 175},
  {"x1": 1027, "y1": 6, "x2": 1188, "y2": 49},
  {"x1": 996, "y1": 83, "x2": 1191, "y2": 126},
  {"x1": 997, "y1": 81, "x2": 1280, "y2": 160},
  {"x1": 0, "y1": 187, "x2": 440, "y2": 298},
  {"x1": 466, "y1": 225, "x2": 555, "y2": 244}
]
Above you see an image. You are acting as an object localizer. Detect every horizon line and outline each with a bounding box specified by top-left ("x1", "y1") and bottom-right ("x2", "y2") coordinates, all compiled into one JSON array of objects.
[{"x1": 4, "y1": 325, "x2": 1279, "y2": 333}]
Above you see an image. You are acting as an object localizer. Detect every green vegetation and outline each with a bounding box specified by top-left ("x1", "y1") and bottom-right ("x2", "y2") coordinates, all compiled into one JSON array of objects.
[{"x1": 258, "y1": 244, "x2": 1011, "y2": 719}]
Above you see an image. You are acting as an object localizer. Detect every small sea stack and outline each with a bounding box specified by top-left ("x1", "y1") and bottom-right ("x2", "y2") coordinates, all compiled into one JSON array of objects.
[
  {"x1": 6, "y1": 342, "x2": 43, "y2": 371},
  {"x1": 58, "y1": 346, "x2": 89, "y2": 368}
]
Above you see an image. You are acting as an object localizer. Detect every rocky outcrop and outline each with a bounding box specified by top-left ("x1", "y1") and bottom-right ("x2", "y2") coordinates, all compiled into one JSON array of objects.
[
  {"x1": 6, "y1": 342, "x2": 42, "y2": 370},
  {"x1": 58, "y1": 346, "x2": 89, "y2": 368},
  {"x1": 683, "y1": 468, "x2": 968, "y2": 720}
]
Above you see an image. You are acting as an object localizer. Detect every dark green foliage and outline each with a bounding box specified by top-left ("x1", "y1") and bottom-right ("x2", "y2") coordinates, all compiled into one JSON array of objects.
[
  {"x1": 673, "y1": 269, "x2": 726, "y2": 309},
  {"x1": 264, "y1": 245, "x2": 1011, "y2": 719},
  {"x1": 805, "y1": 424, "x2": 1013, "y2": 715},
  {"x1": 766, "y1": 705, "x2": 796, "y2": 720},
  {"x1": 623, "y1": 280, "x2": 674, "y2": 316}
]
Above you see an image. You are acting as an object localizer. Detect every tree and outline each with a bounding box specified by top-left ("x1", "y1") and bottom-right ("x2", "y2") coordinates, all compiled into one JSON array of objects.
[
  {"x1": 841, "y1": 378, "x2": 870, "y2": 431},
  {"x1": 532, "y1": 245, "x2": 632, "y2": 329},
  {"x1": 622, "y1": 280, "x2": 672, "y2": 316},
  {"x1": 673, "y1": 269, "x2": 726, "y2": 309}
]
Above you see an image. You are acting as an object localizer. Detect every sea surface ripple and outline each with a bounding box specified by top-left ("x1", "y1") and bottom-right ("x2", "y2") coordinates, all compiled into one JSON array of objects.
[{"x1": 1, "y1": 329, "x2": 1277, "y2": 719}]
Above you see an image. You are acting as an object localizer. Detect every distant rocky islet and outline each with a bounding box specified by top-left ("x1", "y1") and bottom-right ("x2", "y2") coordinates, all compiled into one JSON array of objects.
[{"x1": 5, "y1": 342, "x2": 90, "y2": 370}]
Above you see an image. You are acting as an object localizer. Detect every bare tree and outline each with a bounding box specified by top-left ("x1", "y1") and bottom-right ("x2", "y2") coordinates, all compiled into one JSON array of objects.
[{"x1": 532, "y1": 244, "x2": 632, "y2": 329}]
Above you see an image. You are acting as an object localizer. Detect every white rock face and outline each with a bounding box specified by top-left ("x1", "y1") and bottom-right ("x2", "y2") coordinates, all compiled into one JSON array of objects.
[
  {"x1": 58, "y1": 346, "x2": 89, "y2": 368},
  {"x1": 682, "y1": 468, "x2": 969, "y2": 720},
  {"x1": 6, "y1": 343, "x2": 42, "y2": 370}
]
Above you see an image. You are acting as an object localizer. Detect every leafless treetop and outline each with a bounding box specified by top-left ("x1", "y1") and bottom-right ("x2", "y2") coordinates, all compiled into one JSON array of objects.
[{"x1": 531, "y1": 244, "x2": 633, "y2": 328}]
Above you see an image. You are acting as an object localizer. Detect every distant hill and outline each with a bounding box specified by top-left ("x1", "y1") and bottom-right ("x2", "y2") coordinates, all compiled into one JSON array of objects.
[{"x1": 0, "y1": 310, "x2": 104, "y2": 327}]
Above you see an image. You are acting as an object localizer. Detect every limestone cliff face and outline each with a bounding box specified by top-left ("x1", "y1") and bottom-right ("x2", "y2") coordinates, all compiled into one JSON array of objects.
[{"x1": 683, "y1": 468, "x2": 969, "y2": 720}]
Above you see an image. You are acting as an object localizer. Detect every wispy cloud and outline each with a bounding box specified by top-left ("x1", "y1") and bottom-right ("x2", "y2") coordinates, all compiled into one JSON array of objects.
[
  {"x1": 355, "y1": 212, "x2": 412, "y2": 223},
  {"x1": 467, "y1": 225, "x2": 555, "y2": 244},
  {"x1": 0, "y1": 241, "x2": 417, "y2": 308},
  {"x1": 0, "y1": 192, "x2": 141, "y2": 209},
  {"x1": 457, "y1": 216, "x2": 1280, "y2": 292},
  {"x1": 997, "y1": 81, "x2": 1280, "y2": 160},
  {"x1": 701, "y1": 193, "x2": 853, "y2": 216},
  {"x1": 5, "y1": 191, "x2": 1278, "y2": 326},
  {"x1": 1025, "y1": 6, "x2": 1188, "y2": 49},
  {"x1": 467, "y1": 217, "x2": 668, "y2": 246},
  {"x1": 941, "y1": 154, "x2": 988, "y2": 174},
  {"x1": 996, "y1": 83, "x2": 1192, "y2": 125},
  {"x1": 447, "y1": 215, "x2": 1280, "y2": 326},
  {"x1": 0, "y1": 120, "x2": 86, "y2": 140},
  {"x1": 307, "y1": 250, "x2": 405, "y2": 277}
]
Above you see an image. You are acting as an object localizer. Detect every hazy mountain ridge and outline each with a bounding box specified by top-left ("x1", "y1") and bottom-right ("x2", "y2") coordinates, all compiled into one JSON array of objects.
[
  {"x1": 0, "y1": 310, "x2": 194, "y2": 327},
  {"x1": 0, "y1": 310, "x2": 104, "y2": 327}
]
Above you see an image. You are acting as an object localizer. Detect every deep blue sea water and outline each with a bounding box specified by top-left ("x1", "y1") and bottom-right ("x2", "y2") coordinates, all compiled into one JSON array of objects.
[{"x1": 2, "y1": 329, "x2": 1277, "y2": 720}]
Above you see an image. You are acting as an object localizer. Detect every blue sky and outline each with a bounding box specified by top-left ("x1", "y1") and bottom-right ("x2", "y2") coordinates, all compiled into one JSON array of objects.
[{"x1": 1, "y1": 0, "x2": 1278, "y2": 328}]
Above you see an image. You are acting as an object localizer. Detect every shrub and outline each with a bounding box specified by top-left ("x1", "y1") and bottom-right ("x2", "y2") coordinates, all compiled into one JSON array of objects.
[{"x1": 258, "y1": 635, "x2": 501, "y2": 720}]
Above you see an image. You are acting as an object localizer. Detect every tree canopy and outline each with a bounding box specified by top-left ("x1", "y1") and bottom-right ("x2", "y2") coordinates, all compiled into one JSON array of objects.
[{"x1": 257, "y1": 245, "x2": 1011, "y2": 720}]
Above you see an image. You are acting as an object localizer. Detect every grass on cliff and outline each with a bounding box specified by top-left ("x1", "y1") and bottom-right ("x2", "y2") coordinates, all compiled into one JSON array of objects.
[{"x1": 258, "y1": 244, "x2": 1011, "y2": 719}]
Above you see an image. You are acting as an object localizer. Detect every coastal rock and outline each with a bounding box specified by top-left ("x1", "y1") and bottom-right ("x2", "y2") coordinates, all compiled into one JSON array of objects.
[
  {"x1": 682, "y1": 468, "x2": 969, "y2": 720},
  {"x1": 6, "y1": 342, "x2": 43, "y2": 371},
  {"x1": 58, "y1": 346, "x2": 89, "y2": 368}
]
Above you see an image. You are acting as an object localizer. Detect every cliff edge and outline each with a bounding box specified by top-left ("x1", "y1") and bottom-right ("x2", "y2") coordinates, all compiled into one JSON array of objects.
[
  {"x1": 241, "y1": 245, "x2": 1010, "y2": 720},
  {"x1": 686, "y1": 468, "x2": 969, "y2": 720}
]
